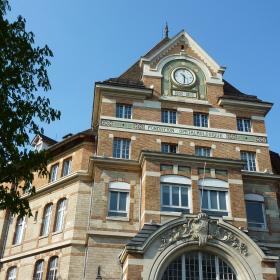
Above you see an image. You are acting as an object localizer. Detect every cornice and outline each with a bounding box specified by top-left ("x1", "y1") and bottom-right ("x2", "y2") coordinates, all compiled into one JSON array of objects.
[
  {"x1": 139, "y1": 151, "x2": 244, "y2": 169},
  {"x1": 242, "y1": 171, "x2": 280, "y2": 181},
  {"x1": 218, "y1": 98, "x2": 273, "y2": 116},
  {"x1": 91, "y1": 156, "x2": 140, "y2": 172}
]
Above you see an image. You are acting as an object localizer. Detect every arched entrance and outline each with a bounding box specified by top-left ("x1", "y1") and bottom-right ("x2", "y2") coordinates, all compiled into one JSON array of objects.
[{"x1": 161, "y1": 251, "x2": 236, "y2": 280}]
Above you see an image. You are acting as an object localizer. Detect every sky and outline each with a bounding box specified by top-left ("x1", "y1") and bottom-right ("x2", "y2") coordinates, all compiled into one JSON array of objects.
[{"x1": 9, "y1": 0, "x2": 280, "y2": 153}]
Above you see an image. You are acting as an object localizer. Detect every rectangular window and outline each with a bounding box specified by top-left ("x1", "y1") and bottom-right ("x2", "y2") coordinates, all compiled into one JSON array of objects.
[
  {"x1": 49, "y1": 164, "x2": 59, "y2": 182},
  {"x1": 237, "y1": 118, "x2": 251, "y2": 132},
  {"x1": 108, "y1": 191, "x2": 129, "y2": 217},
  {"x1": 161, "y1": 184, "x2": 189, "y2": 212},
  {"x1": 195, "y1": 147, "x2": 211, "y2": 157},
  {"x1": 161, "y1": 109, "x2": 177, "y2": 124},
  {"x1": 116, "y1": 104, "x2": 132, "y2": 119},
  {"x1": 161, "y1": 143, "x2": 177, "y2": 153},
  {"x1": 113, "y1": 138, "x2": 130, "y2": 159},
  {"x1": 194, "y1": 113, "x2": 208, "y2": 127},
  {"x1": 62, "y1": 158, "x2": 72, "y2": 177},
  {"x1": 201, "y1": 190, "x2": 228, "y2": 216},
  {"x1": 246, "y1": 201, "x2": 266, "y2": 229},
  {"x1": 241, "y1": 151, "x2": 256, "y2": 171}
]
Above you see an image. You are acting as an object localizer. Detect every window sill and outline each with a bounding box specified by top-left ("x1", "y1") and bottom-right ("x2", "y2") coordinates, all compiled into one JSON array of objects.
[
  {"x1": 160, "y1": 211, "x2": 183, "y2": 217},
  {"x1": 38, "y1": 235, "x2": 48, "y2": 240},
  {"x1": 106, "y1": 216, "x2": 129, "y2": 222},
  {"x1": 11, "y1": 243, "x2": 22, "y2": 248},
  {"x1": 52, "y1": 230, "x2": 63, "y2": 236}
]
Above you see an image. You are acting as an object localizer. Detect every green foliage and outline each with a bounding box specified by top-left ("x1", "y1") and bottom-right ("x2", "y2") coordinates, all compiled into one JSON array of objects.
[{"x1": 0, "y1": 1, "x2": 60, "y2": 217}]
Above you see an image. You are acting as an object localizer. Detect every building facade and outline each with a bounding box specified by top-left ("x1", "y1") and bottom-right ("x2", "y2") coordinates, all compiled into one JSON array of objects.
[{"x1": 0, "y1": 30, "x2": 280, "y2": 280}]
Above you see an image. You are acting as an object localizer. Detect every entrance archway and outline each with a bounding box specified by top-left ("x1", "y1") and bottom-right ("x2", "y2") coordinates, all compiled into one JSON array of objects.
[{"x1": 161, "y1": 250, "x2": 236, "y2": 280}]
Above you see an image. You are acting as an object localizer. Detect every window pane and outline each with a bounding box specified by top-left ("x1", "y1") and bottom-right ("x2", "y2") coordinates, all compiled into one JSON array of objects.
[
  {"x1": 210, "y1": 191, "x2": 218, "y2": 209},
  {"x1": 172, "y1": 186, "x2": 180, "y2": 206},
  {"x1": 181, "y1": 187, "x2": 188, "y2": 207},
  {"x1": 201, "y1": 190, "x2": 208, "y2": 209},
  {"x1": 34, "y1": 260, "x2": 44, "y2": 280},
  {"x1": 162, "y1": 186, "x2": 170, "y2": 205},
  {"x1": 246, "y1": 201, "x2": 264, "y2": 225},
  {"x1": 62, "y1": 159, "x2": 71, "y2": 176},
  {"x1": 219, "y1": 192, "x2": 227, "y2": 210},
  {"x1": 54, "y1": 199, "x2": 66, "y2": 232},
  {"x1": 109, "y1": 192, "x2": 118, "y2": 210},
  {"x1": 119, "y1": 192, "x2": 127, "y2": 211}
]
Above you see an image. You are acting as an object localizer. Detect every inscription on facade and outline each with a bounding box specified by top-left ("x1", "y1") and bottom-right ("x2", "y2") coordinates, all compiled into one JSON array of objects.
[
  {"x1": 100, "y1": 119, "x2": 267, "y2": 144},
  {"x1": 172, "y1": 90, "x2": 197, "y2": 98}
]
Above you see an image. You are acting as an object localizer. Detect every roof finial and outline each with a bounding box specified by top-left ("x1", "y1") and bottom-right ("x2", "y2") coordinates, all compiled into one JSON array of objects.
[{"x1": 164, "y1": 22, "x2": 169, "y2": 38}]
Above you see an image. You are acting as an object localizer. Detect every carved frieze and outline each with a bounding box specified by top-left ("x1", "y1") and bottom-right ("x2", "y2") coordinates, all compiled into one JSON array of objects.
[{"x1": 160, "y1": 213, "x2": 248, "y2": 256}]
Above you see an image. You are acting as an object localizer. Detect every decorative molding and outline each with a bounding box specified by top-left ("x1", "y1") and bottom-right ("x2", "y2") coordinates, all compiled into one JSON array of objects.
[
  {"x1": 100, "y1": 118, "x2": 267, "y2": 146},
  {"x1": 159, "y1": 213, "x2": 248, "y2": 256}
]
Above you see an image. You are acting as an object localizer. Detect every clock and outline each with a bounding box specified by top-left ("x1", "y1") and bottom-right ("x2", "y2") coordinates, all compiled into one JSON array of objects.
[{"x1": 172, "y1": 68, "x2": 195, "y2": 86}]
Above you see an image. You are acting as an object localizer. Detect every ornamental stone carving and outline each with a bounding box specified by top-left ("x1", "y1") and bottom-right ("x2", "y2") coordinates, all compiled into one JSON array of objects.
[{"x1": 160, "y1": 213, "x2": 248, "y2": 256}]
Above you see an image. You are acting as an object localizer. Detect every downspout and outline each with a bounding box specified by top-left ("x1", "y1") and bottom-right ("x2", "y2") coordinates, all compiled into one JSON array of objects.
[{"x1": 82, "y1": 176, "x2": 95, "y2": 279}]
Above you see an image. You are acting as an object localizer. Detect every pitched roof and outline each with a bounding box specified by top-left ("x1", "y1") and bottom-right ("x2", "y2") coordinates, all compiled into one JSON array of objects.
[
  {"x1": 222, "y1": 80, "x2": 264, "y2": 103},
  {"x1": 98, "y1": 33, "x2": 266, "y2": 104}
]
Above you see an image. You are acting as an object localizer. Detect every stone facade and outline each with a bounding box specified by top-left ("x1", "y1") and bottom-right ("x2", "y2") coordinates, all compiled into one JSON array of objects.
[{"x1": 0, "y1": 30, "x2": 279, "y2": 280}]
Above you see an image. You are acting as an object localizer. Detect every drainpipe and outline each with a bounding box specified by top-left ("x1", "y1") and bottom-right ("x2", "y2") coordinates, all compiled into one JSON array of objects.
[{"x1": 82, "y1": 179, "x2": 95, "y2": 279}]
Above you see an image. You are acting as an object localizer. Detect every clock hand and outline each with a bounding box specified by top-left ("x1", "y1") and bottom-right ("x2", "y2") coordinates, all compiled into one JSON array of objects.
[{"x1": 181, "y1": 73, "x2": 186, "y2": 83}]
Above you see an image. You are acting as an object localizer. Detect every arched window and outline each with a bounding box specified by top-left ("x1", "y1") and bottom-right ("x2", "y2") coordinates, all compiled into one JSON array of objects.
[
  {"x1": 54, "y1": 198, "x2": 66, "y2": 232},
  {"x1": 12, "y1": 217, "x2": 25, "y2": 245},
  {"x1": 198, "y1": 178, "x2": 229, "y2": 217},
  {"x1": 6, "y1": 266, "x2": 17, "y2": 280},
  {"x1": 245, "y1": 194, "x2": 266, "y2": 229},
  {"x1": 40, "y1": 204, "x2": 53, "y2": 236},
  {"x1": 108, "y1": 182, "x2": 130, "y2": 217},
  {"x1": 162, "y1": 251, "x2": 236, "y2": 280},
  {"x1": 33, "y1": 260, "x2": 44, "y2": 280},
  {"x1": 47, "y1": 256, "x2": 58, "y2": 280},
  {"x1": 160, "y1": 175, "x2": 191, "y2": 213}
]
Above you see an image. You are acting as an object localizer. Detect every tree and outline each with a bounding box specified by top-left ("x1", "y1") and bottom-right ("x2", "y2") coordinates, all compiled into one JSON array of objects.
[{"x1": 0, "y1": 0, "x2": 60, "y2": 217}]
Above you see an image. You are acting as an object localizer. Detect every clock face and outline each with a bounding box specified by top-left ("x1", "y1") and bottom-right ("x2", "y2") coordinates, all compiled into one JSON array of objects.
[{"x1": 173, "y1": 68, "x2": 195, "y2": 86}]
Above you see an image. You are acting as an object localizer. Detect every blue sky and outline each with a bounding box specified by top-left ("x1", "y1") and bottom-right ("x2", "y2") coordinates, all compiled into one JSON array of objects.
[{"x1": 9, "y1": 0, "x2": 280, "y2": 153}]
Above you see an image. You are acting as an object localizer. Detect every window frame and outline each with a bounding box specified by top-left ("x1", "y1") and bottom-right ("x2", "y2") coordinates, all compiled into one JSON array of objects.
[
  {"x1": 107, "y1": 182, "x2": 130, "y2": 218},
  {"x1": 245, "y1": 194, "x2": 267, "y2": 230},
  {"x1": 193, "y1": 112, "x2": 209, "y2": 127},
  {"x1": 199, "y1": 178, "x2": 230, "y2": 217},
  {"x1": 237, "y1": 117, "x2": 251, "y2": 132},
  {"x1": 241, "y1": 151, "x2": 257, "y2": 171},
  {"x1": 12, "y1": 217, "x2": 25, "y2": 245},
  {"x1": 33, "y1": 260, "x2": 44, "y2": 280},
  {"x1": 53, "y1": 199, "x2": 67, "y2": 233},
  {"x1": 116, "y1": 103, "x2": 132, "y2": 119},
  {"x1": 49, "y1": 164, "x2": 59, "y2": 182},
  {"x1": 162, "y1": 251, "x2": 236, "y2": 280},
  {"x1": 47, "y1": 256, "x2": 58, "y2": 280},
  {"x1": 61, "y1": 158, "x2": 72, "y2": 177},
  {"x1": 6, "y1": 266, "x2": 17, "y2": 280},
  {"x1": 195, "y1": 146, "x2": 211, "y2": 157},
  {"x1": 40, "y1": 203, "x2": 53, "y2": 236},
  {"x1": 161, "y1": 109, "x2": 177, "y2": 124},
  {"x1": 161, "y1": 143, "x2": 177, "y2": 153},
  {"x1": 112, "y1": 138, "x2": 131, "y2": 159},
  {"x1": 160, "y1": 175, "x2": 192, "y2": 213}
]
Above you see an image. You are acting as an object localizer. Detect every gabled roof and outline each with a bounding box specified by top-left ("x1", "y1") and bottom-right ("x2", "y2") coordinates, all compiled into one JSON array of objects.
[
  {"x1": 31, "y1": 134, "x2": 57, "y2": 147},
  {"x1": 97, "y1": 30, "x2": 269, "y2": 104}
]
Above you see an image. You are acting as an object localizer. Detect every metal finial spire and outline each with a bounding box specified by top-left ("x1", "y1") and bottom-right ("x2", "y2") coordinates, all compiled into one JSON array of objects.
[{"x1": 164, "y1": 22, "x2": 169, "y2": 38}]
